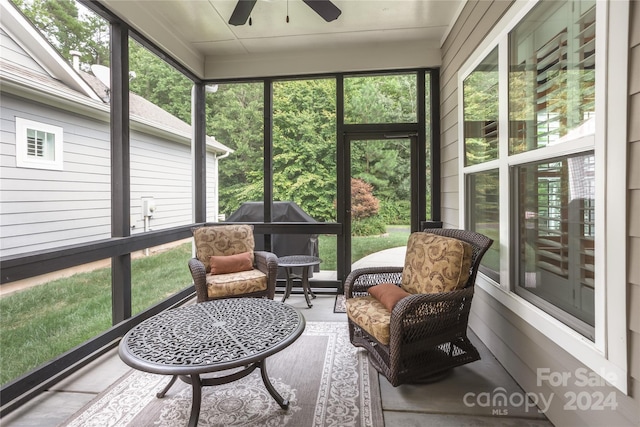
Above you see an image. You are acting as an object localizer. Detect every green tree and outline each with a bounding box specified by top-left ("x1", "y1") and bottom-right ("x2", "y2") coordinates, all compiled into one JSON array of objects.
[
  {"x1": 128, "y1": 40, "x2": 193, "y2": 123},
  {"x1": 206, "y1": 83, "x2": 265, "y2": 216},
  {"x1": 12, "y1": 0, "x2": 109, "y2": 67},
  {"x1": 272, "y1": 79, "x2": 337, "y2": 221}
]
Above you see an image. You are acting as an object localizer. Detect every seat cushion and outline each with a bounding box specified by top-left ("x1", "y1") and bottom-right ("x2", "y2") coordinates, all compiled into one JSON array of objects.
[
  {"x1": 193, "y1": 224, "x2": 255, "y2": 273},
  {"x1": 346, "y1": 296, "x2": 391, "y2": 345},
  {"x1": 205, "y1": 268, "x2": 267, "y2": 298},
  {"x1": 401, "y1": 232, "x2": 473, "y2": 294}
]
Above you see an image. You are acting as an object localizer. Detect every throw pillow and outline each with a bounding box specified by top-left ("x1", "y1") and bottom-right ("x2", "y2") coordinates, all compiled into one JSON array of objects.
[
  {"x1": 368, "y1": 282, "x2": 410, "y2": 312},
  {"x1": 209, "y1": 251, "x2": 253, "y2": 275}
]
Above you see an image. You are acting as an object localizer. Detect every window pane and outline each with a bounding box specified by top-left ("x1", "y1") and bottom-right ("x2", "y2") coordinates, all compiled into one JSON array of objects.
[
  {"x1": 208, "y1": 82, "x2": 264, "y2": 221},
  {"x1": 273, "y1": 78, "x2": 336, "y2": 222},
  {"x1": 464, "y1": 47, "x2": 499, "y2": 166},
  {"x1": 128, "y1": 38, "x2": 195, "y2": 311},
  {"x1": 467, "y1": 170, "x2": 500, "y2": 281},
  {"x1": 0, "y1": 260, "x2": 112, "y2": 384},
  {"x1": 515, "y1": 153, "x2": 595, "y2": 337},
  {"x1": 509, "y1": 0, "x2": 596, "y2": 154},
  {"x1": 128, "y1": 39, "x2": 194, "y2": 232},
  {"x1": 4, "y1": 2, "x2": 110, "y2": 256},
  {"x1": 344, "y1": 73, "x2": 417, "y2": 124},
  {"x1": 44, "y1": 131, "x2": 55, "y2": 160}
]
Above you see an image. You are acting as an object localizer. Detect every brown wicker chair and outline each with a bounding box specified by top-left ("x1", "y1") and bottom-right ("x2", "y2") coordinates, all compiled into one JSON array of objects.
[
  {"x1": 344, "y1": 228, "x2": 493, "y2": 386},
  {"x1": 188, "y1": 224, "x2": 278, "y2": 303}
]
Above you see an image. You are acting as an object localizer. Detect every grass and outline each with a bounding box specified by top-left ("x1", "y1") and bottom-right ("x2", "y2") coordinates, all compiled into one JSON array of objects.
[
  {"x1": 317, "y1": 225, "x2": 410, "y2": 270},
  {"x1": 0, "y1": 243, "x2": 192, "y2": 385},
  {"x1": 0, "y1": 227, "x2": 409, "y2": 385}
]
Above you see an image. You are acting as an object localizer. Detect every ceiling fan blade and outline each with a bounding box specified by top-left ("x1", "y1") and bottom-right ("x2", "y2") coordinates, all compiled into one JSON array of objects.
[
  {"x1": 302, "y1": 0, "x2": 342, "y2": 22},
  {"x1": 229, "y1": 0, "x2": 257, "y2": 26}
]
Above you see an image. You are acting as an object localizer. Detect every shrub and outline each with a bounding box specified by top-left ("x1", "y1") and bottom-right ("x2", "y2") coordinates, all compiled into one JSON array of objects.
[
  {"x1": 379, "y1": 198, "x2": 410, "y2": 224},
  {"x1": 351, "y1": 178, "x2": 379, "y2": 219},
  {"x1": 352, "y1": 215, "x2": 386, "y2": 236}
]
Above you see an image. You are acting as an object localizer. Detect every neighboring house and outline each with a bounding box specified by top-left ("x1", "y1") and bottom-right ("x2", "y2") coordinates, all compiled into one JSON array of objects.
[{"x1": 0, "y1": 3, "x2": 231, "y2": 258}]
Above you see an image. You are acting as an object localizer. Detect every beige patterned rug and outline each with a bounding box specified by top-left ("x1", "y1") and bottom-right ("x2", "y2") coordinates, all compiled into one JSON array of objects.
[
  {"x1": 62, "y1": 322, "x2": 382, "y2": 427},
  {"x1": 334, "y1": 294, "x2": 346, "y2": 313}
]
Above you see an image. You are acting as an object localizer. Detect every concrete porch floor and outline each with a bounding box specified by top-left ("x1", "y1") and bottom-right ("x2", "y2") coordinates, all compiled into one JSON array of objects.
[{"x1": 3, "y1": 293, "x2": 553, "y2": 427}]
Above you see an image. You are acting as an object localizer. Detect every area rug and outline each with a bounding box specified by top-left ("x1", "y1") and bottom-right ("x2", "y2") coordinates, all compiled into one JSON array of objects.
[
  {"x1": 334, "y1": 294, "x2": 346, "y2": 313},
  {"x1": 62, "y1": 322, "x2": 381, "y2": 427}
]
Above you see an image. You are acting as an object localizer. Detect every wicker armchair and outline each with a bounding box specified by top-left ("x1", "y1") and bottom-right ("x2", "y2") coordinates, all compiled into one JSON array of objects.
[
  {"x1": 188, "y1": 224, "x2": 278, "y2": 303},
  {"x1": 344, "y1": 228, "x2": 493, "y2": 386}
]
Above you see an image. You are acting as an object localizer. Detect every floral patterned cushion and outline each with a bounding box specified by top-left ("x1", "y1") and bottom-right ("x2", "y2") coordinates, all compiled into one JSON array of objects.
[
  {"x1": 205, "y1": 269, "x2": 267, "y2": 298},
  {"x1": 193, "y1": 224, "x2": 255, "y2": 273},
  {"x1": 345, "y1": 296, "x2": 391, "y2": 345},
  {"x1": 401, "y1": 232, "x2": 473, "y2": 294}
]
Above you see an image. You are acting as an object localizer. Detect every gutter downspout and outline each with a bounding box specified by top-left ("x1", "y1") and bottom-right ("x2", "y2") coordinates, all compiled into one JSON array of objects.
[{"x1": 213, "y1": 150, "x2": 231, "y2": 222}]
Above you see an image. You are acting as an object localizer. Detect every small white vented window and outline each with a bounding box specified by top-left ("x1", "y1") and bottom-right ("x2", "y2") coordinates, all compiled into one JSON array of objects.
[{"x1": 15, "y1": 117, "x2": 63, "y2": 170}]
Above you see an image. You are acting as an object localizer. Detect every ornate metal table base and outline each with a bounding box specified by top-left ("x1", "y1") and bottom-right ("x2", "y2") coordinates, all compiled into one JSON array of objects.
[
  {"x1": 119, "y1": 298, "x2": 305, "y2": 427},
  {"x1": 278, "y1": 255, "x2": 322, "y2": 308},
  {"x1": 157, "y1": 359, "x2": 288, "y2": 427}
]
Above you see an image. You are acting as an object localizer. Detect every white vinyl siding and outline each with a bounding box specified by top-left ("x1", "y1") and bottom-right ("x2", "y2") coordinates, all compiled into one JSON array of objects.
[{"x1": 0, "y1": 94, "x2": 206, "y2": 257}]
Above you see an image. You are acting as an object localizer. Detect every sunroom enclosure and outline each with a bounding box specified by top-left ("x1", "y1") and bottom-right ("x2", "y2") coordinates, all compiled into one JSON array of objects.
[{"x1": 0, "y1": 3, "x2": 439, "y2": 414}]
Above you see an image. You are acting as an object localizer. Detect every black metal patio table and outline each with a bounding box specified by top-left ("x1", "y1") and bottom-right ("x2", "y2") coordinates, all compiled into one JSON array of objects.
[
  {"x1": 118, "y1": 298, "x2": 305, "y2": 427},
  {"x1": 278, "y1": 255, "x2": 322, "y2": 308}
]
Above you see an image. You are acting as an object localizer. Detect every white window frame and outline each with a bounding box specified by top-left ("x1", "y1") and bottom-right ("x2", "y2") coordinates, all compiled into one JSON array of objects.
[
  {"x1": 15, "y1": 117, "x2": 64, "y2": 170},
  {"x1": 458, "y1": 0, "x2": 628, "y2": 393}
]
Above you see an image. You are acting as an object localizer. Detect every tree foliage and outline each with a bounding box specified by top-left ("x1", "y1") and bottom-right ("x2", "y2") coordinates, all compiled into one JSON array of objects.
[{"x1": 12, "y1": 0, "x2": 109, "y2": 67}]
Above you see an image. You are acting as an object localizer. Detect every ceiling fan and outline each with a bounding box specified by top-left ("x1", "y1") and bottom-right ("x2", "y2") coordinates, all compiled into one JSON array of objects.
[{"x1": 229, "y1": 0, "x2": 342, "y2": 26}]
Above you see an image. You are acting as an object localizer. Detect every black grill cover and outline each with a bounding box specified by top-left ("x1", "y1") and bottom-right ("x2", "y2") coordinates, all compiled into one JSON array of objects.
[{"x1": 226, "y1": 202, "x2": 319, "y2": 275}]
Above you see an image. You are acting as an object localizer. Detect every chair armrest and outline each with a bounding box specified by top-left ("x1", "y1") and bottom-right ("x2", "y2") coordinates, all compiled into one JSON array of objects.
[
  {"x1": 188, "y1": 257, "x2": 209, "y2": 303},
  {"x1": 390, "y1": 286, "x2": 475, "y2": 346},
  {"x1": 254, "y1": 251, "x2": 278, "y2": 299},
  {"x1": 344, "y1": 266, "x2": 403, "y2": 299}
]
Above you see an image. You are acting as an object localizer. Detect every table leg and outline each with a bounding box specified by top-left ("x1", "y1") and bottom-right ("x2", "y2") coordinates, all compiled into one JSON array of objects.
[
  {"x1": 308, "y1": 266, "x2": 316, "y2": 299},
  {"x1": 281, "y1": 268, "x2": 293, "y2": 302},
  {"x1": 156, "y1": 375, "x2": 178, "y2": 398},
  {"x1": 302, "y1": 267, "x2": 313, "y2": 308},
  {"x1": 259, "y1": 359, "x2": 289, "y2": 409},
  {"x1": 188, "y1": 374, "x2": 202, "y2": 427}
]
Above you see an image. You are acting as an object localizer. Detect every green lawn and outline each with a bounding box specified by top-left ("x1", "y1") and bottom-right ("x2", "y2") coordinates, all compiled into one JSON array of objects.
[
  {"x1": 0, "y1": 227, "x2": 409, "y2": 385},
  {"x1": 318, "y1": 225, "x2": 410, "y2": 269}
]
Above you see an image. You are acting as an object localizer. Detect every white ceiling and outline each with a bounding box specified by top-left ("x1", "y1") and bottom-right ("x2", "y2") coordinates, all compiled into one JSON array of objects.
[{"x1": 98, "y1": 0, "x2": 464, "y2": 80}]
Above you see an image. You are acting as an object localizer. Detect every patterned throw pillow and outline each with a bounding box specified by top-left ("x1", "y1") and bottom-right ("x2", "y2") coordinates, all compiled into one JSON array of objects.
[
  {"x1": 401, "y1": 232, "x2": 473, "y2": 294},
  {"x1": 193, "y1": 224, "x2": 255, "y2": 273}
]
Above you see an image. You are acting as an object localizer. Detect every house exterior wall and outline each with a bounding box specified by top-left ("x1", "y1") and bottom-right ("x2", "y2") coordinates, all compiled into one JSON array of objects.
[
  {"x1": 629, "y1": 0, "x2": 640, "y2": 416},
  {"x1": 0, "y1": 93, "x2": 197, "y2": 257},
  {"x1": 441, "y1": 1, "x2": 639, "y2": 425}
]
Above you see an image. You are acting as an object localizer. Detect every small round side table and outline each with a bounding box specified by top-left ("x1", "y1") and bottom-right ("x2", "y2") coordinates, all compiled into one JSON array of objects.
[{"x1": 278, "y1": 255, "x2": 322, "y2": 308}]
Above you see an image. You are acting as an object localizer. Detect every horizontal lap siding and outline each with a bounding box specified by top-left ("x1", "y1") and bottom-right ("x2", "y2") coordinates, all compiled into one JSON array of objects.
[
  {"x1": 441, "y1": 0, "x2": 639, "y2": 425},
  {"x1": 129, "y1": 131, "x2": 193, "y2": 232},
  {"x1": 1, "y1": 94, "x2": 197, "y2": 256},
  {"x1": 629, "y1": 0, "x2": 640, "y2": 423},
  {"x1": 0, "y1": 95, "x2": 112, "y2": 254}
]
